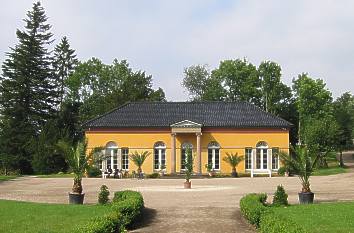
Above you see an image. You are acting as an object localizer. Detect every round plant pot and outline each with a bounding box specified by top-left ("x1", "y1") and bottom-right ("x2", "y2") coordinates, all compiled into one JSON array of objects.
[
  {"x1": 298, "y1": 192, "x2": 314, "y2": 204},
  {"x1": 184, "y1": 181, "x2": 191, "y2": 189},
  {"x1": 208, "y1": 172, "x2": 215, "y2": 177},
  {"x1": 69, "y1": 192, "x2": 85, "y2": 204},
  {"x1": 231, "y1": 171, "x2": 237, "y2": 178}
]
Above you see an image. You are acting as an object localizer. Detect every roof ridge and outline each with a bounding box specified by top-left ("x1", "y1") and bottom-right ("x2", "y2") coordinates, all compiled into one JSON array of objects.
[{"x1": 129, "y1": 100, "x2": 248, "y2": 104}]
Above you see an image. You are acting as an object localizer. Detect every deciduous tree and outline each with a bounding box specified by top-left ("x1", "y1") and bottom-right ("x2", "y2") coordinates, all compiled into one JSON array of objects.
[{"x1": 213, "y1": 59, "x2": 261, "y2": 105}]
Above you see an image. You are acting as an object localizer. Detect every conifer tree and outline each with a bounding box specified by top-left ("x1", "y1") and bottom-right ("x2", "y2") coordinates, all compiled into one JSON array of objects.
[
  {"x1": 53, "y1": 36, "x2": 78, "y2": 106},
  {"x1": 0, "y1": 2, "x2": 57, "y2": 173}
]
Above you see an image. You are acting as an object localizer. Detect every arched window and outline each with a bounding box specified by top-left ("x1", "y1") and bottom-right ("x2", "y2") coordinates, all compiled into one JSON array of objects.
[
  {"x1": 103, "y1": 141, "x2": 118, "y2": 171},
  {"x1": 256, "y1": 141, "x2": 268, "y2": 169},
  {"x1": 154, "y1": 142, "x2": 166, "y2": 170},
  {"x1": 208, "y1": 142, "x2": 220, "y2": 170},
  {"x1": 181, "y1": 142, "x2": 193, "y2": 170}
]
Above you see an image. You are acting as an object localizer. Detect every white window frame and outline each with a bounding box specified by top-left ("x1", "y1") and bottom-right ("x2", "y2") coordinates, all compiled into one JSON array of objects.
[
  {"x1": 245, "y1": 148, "x2": 252, "y2": 170},
  {"x1": 121, "y1": 148, "x2": 129, "y2": 171},
  {"x1": 271, "y1": 147, "x2": 280, "y2": 170},
  {"x1": 255, "y1": 141, "x2": 268, "y2": 170},
  {"x1": 102, "y1": 141, "x2": 118, "y2": 171},
  {"x1": 154, "y1": 142, "x2": 166, "y2": 171},
  {"x1": 207, "y1": 142, "x2": 220, "y2": 170}
]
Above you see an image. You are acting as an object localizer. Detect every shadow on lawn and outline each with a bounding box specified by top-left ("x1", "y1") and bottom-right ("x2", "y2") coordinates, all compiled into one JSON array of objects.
[{"x1": 129, "y1": 207, "x2": 157, "y2": 230}]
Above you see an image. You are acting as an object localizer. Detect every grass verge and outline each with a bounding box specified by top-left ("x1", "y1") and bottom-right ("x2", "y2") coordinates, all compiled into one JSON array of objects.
[
  {"x1": 313, "y1": 166, "x2": 347, "y2": 176},
  {"x1": 0, "y1": 200, "x2": 110, "y2": 233},
  {"x1": 37, "y1": 173, "x2": 74, "y2": 178},
  {"x1": 0, "y1": 175, "x2": 17, "y2": 181},
  {"x1": 275, "y1": 202, "x2": 354, "y2": 233}
]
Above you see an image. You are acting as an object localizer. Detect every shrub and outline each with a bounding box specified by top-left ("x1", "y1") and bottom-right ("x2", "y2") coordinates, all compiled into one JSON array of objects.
[
  {"x1": 239, "y1": 193, "x2": 268, "y2": 227},
  {"x1": 77, "y1": 190, "x2": 144, "y2": 233},
  {"x1": 112, "y1": 190, "x2": 144, "y2": 226},
  {"x1": 87, "y1": 166, "x2": 102, "y2": 178},
  {"x1": 260, "y1": 211, "x2": 307, "y2": 233},
  {"x1": 272, "y1": 185, "x2": 288, "y2": 206},
  {"x1": 240, "y1": 192, "x2": 307, "y2": 233},
  {"x1": 76, "y1": 211, "x2": 124, "y2": 233},
  {"x1": 277, "y1": 167, "x2": 286, "y2": 176},
  {"x1": 98, "y1": 185, "x2": 110, "y2": 205},
  {"x1": 148, "y1": 173, "x2": 159, "y2": 178}
]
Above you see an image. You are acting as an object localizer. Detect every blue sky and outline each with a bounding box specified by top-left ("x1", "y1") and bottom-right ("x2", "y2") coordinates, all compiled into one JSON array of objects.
[{"x1": 1, "y1": 0, "x2": 354, "y2": 100}]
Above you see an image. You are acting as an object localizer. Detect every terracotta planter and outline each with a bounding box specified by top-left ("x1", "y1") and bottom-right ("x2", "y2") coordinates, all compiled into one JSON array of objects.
[
  {"x1": 69, "y1": 192, "x2": 85, "y2": 204},
  {"x1": 298, "y1": 192, "x2": 314, "y2": 204},
  {"x1": 208, "y1": 172, "x2": 215, "y2": 177},
  {"x1": 184, "y1": 181, "x2": 191, "y2": 189}
]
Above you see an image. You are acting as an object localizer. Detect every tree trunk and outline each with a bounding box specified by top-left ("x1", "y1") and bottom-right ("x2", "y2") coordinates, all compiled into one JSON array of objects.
[{"x1": 72, "y1": 177, "x2": 82, "y2": 194}]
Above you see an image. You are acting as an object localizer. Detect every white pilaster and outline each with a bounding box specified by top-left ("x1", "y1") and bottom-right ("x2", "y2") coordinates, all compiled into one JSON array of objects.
[{"x1": 251, "y1": 148, "x2": 256, "y2": 178}]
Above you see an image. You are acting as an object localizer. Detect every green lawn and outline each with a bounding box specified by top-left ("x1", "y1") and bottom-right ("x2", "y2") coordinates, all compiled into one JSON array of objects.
[
  {"x1": 0, "y1": 175, "x2": 17, "y2": 181},
  {"x1": 276, "y1": 202, "x2": 354, "y2": 233},
  {"x1": 0, "y1": 200, "x2": 110, "y2": 233},
  {"x1": 313, "y1": 166, "x2": 347, "y2": 176},
  {"x1": 37, "y1": 173, "x2": 74, "y2": 178}
]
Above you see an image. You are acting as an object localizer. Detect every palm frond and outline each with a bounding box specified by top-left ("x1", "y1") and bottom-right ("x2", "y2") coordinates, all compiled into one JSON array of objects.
[
  {"x1": 129, "y1": 151, "x2": 151, "y2": 168},
  {"x1": 223, "y1": 152, "x2": 244, "y2": 168},
  {"x1": 279, "y1": 145, "x2": 319, "y2": 192}
]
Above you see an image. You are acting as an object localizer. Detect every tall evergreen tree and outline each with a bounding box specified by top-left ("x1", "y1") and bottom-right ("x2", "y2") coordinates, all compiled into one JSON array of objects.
[
  {"x1": 0, "y1": 2, "x2": 57, "y2": 173},
  {"x1": 52, "y1": 36, "x2": 78, "y2": 106}
]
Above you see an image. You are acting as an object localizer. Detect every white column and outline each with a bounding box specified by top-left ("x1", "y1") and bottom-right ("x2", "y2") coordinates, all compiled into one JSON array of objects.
[
  {"x1": 117, "y1": 149, "x2": 122, "y2": 170},
  {"x1": 251, "y1": 148, "x2": 255, "y2": 178},
  {"x1": 110, "y1": 150, "x2": 114, "y2": 169},
  {"x1": 268, "y1": 149, "x2": 272, "y2": 177},
  {"x1": 196, "y1": 133, "x2": 202, "y2": 174},
  {"x1": 171, "y1": 133, "x2": 176, "y2": 174}
]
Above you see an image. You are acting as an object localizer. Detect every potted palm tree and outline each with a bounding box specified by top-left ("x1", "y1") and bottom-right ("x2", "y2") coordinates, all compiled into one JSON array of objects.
[
  {"x1": 183, "y1": 146, "x2": 194, "y2": 188},
  {"x1": 57, "y1": 139, "x2": 101, "y2": 204},
  {"x1": 280, "y1": 145, "x2": 319, "y2": 204},
  {"x1": 130, "y1": 151, "x2": 151, "y2": 179},
  {"x1": 223, "y1": 152, "x2": 244, "y2": 177}
]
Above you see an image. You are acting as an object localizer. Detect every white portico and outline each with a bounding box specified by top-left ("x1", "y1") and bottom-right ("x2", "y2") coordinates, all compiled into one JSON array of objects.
[{"x1": 170, "y1": 120, "x2": 202, "y2": 175}]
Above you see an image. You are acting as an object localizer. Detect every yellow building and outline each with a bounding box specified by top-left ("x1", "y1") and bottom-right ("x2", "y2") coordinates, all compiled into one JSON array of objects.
[{"x1": 84, "y1": 102, "x2": 292, "y2": 176}]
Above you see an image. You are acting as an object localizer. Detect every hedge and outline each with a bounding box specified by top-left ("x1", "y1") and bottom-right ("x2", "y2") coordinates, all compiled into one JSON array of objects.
[
  {"x1": 239, "y1": 193, "x2": 268, "y2": 227},
  {"x1": 112, "y1": 190, "x2": 144, "y2": 226},
  {"x1": 239, "y1": 193, "x2": 308, "y2": 233},
  {"x1": 76, "y1": 190, "x2": 144, "y2": 233}
]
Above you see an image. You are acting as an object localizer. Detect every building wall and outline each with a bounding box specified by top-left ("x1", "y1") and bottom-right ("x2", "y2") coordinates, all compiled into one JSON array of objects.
[{"x1": 85, "y1": 128, "x2": 289, "y2": 174}]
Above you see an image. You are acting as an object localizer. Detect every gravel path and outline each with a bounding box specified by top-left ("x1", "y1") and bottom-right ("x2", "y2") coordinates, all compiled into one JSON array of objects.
[{"x1": 1, "y1": 152, "x2": 354, "y2": 233}]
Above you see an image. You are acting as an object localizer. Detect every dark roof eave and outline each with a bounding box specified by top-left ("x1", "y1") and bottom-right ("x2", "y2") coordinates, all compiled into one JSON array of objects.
[{"x1": 84, "y1": 125, "x2": 292, "y2": 130}]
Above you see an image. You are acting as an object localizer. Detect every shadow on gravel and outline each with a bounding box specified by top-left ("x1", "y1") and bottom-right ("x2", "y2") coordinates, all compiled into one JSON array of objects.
[{"x1": 129, "y1": 207, "x2": 157, "y2": 230}]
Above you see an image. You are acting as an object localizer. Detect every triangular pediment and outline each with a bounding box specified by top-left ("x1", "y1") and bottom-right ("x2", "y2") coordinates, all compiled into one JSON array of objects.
[{"x1": 170, "y1": 120, "x2": 202, "y2": 128}]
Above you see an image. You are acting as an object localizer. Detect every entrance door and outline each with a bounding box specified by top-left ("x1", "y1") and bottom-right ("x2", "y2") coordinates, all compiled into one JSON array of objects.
[{"x1": 255, "y1": 148, "x2": 268, "y2": 169}]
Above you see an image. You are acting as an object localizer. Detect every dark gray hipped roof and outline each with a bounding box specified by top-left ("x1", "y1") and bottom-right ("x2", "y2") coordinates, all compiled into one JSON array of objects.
[{"x1": 83, "y1": 101, "x2": 293, "y2": 129}]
